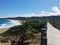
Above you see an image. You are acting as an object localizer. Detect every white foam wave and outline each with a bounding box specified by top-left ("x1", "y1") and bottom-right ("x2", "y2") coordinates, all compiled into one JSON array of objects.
[
  {"x1": 0, "y1": 24, "x2": 9, "y2": 29},
  {"x1": 9, "y1": 20, "x2": 21, "y2": 25},
  {"x1": 0, "y1": 20, "x2": 22, "y2": 29}
]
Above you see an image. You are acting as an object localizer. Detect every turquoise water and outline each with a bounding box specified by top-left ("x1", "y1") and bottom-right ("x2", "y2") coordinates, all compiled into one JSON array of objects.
[{"x1": 0, "y1": 19, "x2": 20, "y2": 29}]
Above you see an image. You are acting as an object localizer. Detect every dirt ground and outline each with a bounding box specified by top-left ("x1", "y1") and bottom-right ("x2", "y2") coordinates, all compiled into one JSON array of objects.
[{"x1": 24, "y1": 33, "x2": 41, "y2": 45}]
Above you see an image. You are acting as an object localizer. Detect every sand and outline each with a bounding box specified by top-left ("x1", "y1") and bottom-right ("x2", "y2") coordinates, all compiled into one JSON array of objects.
[
  {"x1": 0, "y1": 28, "x2": 9, "y2": 34},
  {"x1": 0, "y1": 20, "x2": 21, "y2": 34},
  {"x1": 0, "y1": 43, "x2": 11, "y2": 45}
]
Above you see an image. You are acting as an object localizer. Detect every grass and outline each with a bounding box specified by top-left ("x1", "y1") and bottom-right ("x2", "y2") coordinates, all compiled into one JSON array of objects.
[{"x1": 1, "y1": 20, "x2": 46, "y2": 45}]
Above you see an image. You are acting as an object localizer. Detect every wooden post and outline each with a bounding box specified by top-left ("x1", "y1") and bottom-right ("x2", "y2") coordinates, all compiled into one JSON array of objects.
[{"x1": 41, "y1": 25, "x2": 47, "y2": 45}]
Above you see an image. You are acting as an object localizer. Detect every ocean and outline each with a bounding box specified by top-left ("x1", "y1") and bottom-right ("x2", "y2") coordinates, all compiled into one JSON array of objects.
[{"x1": 0, "y1": 19, "x2": 20, "y2": 29}]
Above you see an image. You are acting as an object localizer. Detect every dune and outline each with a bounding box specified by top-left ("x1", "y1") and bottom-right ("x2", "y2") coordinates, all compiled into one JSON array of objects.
[{"x1": 0, "y1": 28, "x2": 9, "y2": 34}]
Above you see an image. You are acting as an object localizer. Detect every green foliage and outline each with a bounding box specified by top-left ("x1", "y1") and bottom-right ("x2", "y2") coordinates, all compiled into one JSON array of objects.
[
  {"x1": 54, "y1": 20, "x2": 60, "y2": 26},
  {"x1": 2, "y1": 25, "x2": 24, "y2": 37},
  {"x1": 2, "y1": 20, "x2": 46, "y2": 37}
]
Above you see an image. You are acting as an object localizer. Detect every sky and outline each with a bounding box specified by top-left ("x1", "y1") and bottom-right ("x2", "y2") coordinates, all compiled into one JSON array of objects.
[{"x1": 0, "y1": 0, "x2": 60, "y2": 18}]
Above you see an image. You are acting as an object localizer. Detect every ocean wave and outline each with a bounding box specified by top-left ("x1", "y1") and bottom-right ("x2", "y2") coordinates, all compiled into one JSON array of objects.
[
  {"x1": 0, "y1": 20, "x2": 21, "y2": 29},
  {"x1": 9, "y1": 20, "x2": 21, "y2": 25},
  {"x1": 0, "y1": 24, "x2": 10, "y2": 29}
]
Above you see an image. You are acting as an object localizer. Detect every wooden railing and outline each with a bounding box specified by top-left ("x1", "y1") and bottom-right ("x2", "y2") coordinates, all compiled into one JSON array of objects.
[{"x1": 49, "y1": 21, "x2": 60, "y2": 30}]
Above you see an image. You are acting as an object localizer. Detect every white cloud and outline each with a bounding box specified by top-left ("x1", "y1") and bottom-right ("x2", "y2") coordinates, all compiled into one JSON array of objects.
[
  {"x1": 41, "y1": 6, "x2": 60, "y2": 16},
  {"x1": 18, "y1": 6, "x2": 60, "y2": 17},
  {"x1": 52, "y1": 6, "x2": 60, "y2": 12},
  {"x1": 1, "y1": 6, "x2": 60, "y2": 18},
  {"x1": 48, "y1": 6, "x2": 60, "y2": 15}
]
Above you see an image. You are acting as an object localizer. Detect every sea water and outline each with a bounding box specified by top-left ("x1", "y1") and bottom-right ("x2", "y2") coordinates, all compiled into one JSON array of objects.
[{"x1": 0, "y1": 19, "x2": 21, "y2": 29}]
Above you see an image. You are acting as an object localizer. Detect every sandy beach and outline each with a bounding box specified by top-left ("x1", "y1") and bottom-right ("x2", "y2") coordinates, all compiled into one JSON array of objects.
[
  {"x1": 0, "y1": 28, "x2": 9, "y2": 34},
  {"x1": 0, "y1": 20, "x2": 21, "y2": 45},
  {"x1": 0, "y1": 20, "x2": 21, "y2": 34}
]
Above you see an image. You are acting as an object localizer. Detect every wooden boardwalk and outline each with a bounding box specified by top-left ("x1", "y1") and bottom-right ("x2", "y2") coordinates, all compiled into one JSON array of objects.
[{"x1": 47, "y1": 22, "x2": 60, "y2": 45}]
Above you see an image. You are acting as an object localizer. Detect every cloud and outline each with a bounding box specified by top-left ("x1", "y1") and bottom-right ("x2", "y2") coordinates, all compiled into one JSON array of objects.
[
  {"x1": 1, "y1": 6, "x2": 60, "y2": 18},
  {"x1": 52, "y1": 6, "x2": 60, "y2": 12},
  {"x1": 47, "y1": 6, "x2": 60, "y2": 16},
  {"x1": 40, "y1": 6, "x2": 60, "y2": 16},
  {"x1": 18, "y1": 6, "x2": 60, "y2": 17}
]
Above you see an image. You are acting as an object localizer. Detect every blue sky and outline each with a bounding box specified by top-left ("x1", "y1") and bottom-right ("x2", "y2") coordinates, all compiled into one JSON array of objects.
[{"x1": 0, "y1": 0, "x2": 60, "y2": 18}]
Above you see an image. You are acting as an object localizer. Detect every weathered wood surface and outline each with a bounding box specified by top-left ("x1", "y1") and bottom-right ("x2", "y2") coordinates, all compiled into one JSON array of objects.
[{"x1": 47, "y1": 22, "x2": 60, "y2": 45}]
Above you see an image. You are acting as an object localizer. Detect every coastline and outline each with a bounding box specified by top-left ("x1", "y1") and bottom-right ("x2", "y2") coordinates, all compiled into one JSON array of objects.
[
  {"x1": 0, "y1": 28, "x2": 9, "y2": 34},
  {"x1": 0, "y1": 20, "x2": 21, "y2": 34},
  {"x1": 9, "y1": 20, "x2": 22, "y2": 25}
]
